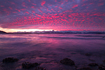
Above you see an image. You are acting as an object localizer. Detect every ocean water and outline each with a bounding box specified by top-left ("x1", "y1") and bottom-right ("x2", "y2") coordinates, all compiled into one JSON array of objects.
[{"x1": 0, "y1": 34, "x2": 105, "y2": 70}]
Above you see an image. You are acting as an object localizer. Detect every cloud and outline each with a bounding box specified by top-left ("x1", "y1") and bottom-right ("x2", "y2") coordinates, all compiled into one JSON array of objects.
[{"x1": 0, "y1": 0, "x2": 105, "y2": 31}]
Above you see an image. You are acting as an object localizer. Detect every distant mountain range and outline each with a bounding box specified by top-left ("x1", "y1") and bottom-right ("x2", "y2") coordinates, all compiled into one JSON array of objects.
[
  {"x1": 11, "y1": 31, "x2": 105, "y2": 34},
  {"x1": 0, "y1": 30, "x2": 105, "y2": 34},
  {"x1": 0, "y1": 31, "x2": 7, "y2": 34}
]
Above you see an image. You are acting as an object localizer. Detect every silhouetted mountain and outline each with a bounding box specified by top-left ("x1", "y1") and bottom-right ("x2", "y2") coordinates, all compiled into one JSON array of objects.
[
  {"x1": 0, "y1": 31, "x2": 7, "y2": 34},
  {"x1": 12, "y1": 31, "x2": 105, "y2": 34}
]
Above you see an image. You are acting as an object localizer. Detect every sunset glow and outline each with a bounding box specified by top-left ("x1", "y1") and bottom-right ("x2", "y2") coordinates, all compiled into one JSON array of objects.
[
  {"x1": 0, "y1": 27, "x2": 53, "y2": 32},
  {"x1": 0, "y1": 1, "x2": 105, "y2": 70},
  {"x1": 0, "y1": 0, "x2": 105, "y2": 32}
]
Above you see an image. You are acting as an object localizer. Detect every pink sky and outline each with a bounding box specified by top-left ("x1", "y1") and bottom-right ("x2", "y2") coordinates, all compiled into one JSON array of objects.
[{"x1": 0, "y1": 0, "x2": 105, "y2": 32}]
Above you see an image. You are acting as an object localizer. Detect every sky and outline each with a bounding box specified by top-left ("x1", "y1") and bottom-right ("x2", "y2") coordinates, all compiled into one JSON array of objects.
[{"x1": 0, "y1": 0, "x2": 105, "y2": 32}]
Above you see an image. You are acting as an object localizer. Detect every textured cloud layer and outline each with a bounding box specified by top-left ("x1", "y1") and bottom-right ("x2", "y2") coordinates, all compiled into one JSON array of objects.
[{"x1": 0, "y1": 0, "x2": 105, "y2": 31}]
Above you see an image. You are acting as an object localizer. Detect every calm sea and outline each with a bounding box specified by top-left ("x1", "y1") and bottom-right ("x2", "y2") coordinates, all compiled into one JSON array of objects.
[{"x1": 0, "y1": 34, "x2": 105, "y2": 70}]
